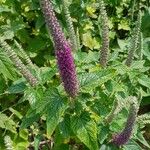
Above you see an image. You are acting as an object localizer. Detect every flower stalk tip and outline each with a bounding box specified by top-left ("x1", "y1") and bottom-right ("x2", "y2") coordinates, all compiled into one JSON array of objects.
[{"x1": 40, "y1": 0, "x2": 79, "y2": 97}]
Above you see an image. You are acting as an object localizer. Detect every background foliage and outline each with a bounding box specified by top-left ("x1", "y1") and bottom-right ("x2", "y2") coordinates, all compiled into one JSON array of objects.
[{"x1": 0, "y1": 0, "x2": 150, "y2": 150}]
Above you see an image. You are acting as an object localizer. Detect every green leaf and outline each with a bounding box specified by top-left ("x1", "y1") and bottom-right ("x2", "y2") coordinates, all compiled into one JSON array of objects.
[
  {"x1": 20, "y1": 109, "x2": 40, "y2": 129},
  {"x1": 58, "y1": 115, "x2": 71, "y2": 141},
  {"x1": 7, "y1": 80, "x2": 27, "y2": 94},
  {"x1": 46, "y1": 89, "x2": 68, "y2": 138},
  {"x1": 136, "y1": 132, "x2": 150, "y2": 149},
  {"x1": 34, "y1": 135, "x2": 42, "y2": 150},
  {"x1": 0, "y1": 5, "x2": 13, "y2": 12},
  {"x1": 118, "y1": 20, "x2": 130, "y2": 30},
  {"x1": 79, "y1": 68, "x2": 117, "y2": 91},
  {"x1": 52, "y1": 144, "x2": 69, "y2": 150},
  {"x1": 124, "y1": 140, "x2": 143, "y2": 150},
  {"x1": 82, "y1": 32, "x2": 100, "y2": 50},
  {"x1": 117, "y1": 39, "x2": 128, "y2": 51},
  {"x1": 131, "y1": 61, "x2": 145, "y2": 69},
  {"x1": 75, "y1": 51, "x2": 99, "y2": 64},
  {"x1": 23, "y1": 87, "x2": 44, "y2": 107},
  {"x1": 98, "y1": 125, "x2": 109, "y2": 144},
  {"x1": 19, "y1": 129, "x2": 29, "y2": 140},
  {"x1": 0, "y1": 25, "x2": 14, "y2": 40},
  {"x1": 71, "y1": 111, "x2": 98, "y2": 150},
  {"x1": 138, "y1": 75, "x2": 150, "y2": 89},
  {"x1": 9, "y1": 108, "x2": 23, "y2": 119},
  {"x1": 35, "y1": 14, "x2": 45, "y2": 30},
  {"x1": 0, "y1": 113, "x2": 16, "y2": 133},
  {"x1": 100, "y1": 144, "x2": 116, "y2": 150},
  {"x1": 40, "y1": 67, "x2": 57, "y2": 84},
  {"x1": 0, "y1": 50, "x2": 17, "y2": 80},
  {"x1": 27, "y1": 36, "x2": 46, "y2": 52},
  {"x1": 143, "y1": 38, "x2": 150, "y2": 60}
]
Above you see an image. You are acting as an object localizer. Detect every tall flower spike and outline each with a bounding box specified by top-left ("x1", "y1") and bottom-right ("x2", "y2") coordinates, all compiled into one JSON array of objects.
[
  {"x1": 14, "y1": 40, "x2": 34, "y2": 68},
  {"x1": 112, "y1": 99, "x2": 138, "y2": 147},
  {"x1": 105, "y1": 96, "x2": 135, "y2": 124},
  {"x1": 62, "y1": 0, "x2": 78, "y2": 51},
  {"x1": 136, "y1": 32, "x2": 143, "y2": 60},
  {"x1": 99, "y1": 0, "x2": 109, "y2": 67},
  {"x1": 105, "y1": 99, "x2": 123, "y2": 124},
  {"x1": 125, "y1": 11, "x2": 141, "y2": 67},
  {"x1": 40, "y1": 0, "x2": 78, "y2": 97},
  {"x1": 76, "y1": 27, "x2": 81, "y2": 50},
  {"x1": 0, "y1": 40, "x2": 38, "y2": 87}
]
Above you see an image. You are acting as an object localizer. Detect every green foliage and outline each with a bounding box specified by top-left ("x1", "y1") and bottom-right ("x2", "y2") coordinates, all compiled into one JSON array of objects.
[
  {"x1": 71, "y1": 111, "x2": 98, "y2": 150},
  {"x1": 4, "y1": 135, "x2": 14, "y2": 150},
  {"x1": 0, "y1": 0, "x2": 150, "y2": 150},
  {"x1": 0, "y1": 50, "x2": 17, "y2": 80}
]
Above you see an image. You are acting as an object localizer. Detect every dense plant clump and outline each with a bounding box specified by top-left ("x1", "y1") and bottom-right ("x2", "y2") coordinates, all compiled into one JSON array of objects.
[
  {"x1": 0, "y1": 0, "x2": 150, "y2": 149},
  {"x1": 40, "y1": 0, "x2": 78, "y2": 97}
]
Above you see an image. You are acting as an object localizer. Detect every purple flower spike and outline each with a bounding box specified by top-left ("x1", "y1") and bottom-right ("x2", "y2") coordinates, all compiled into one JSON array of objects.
[
  {"x1": 112, "y1": 103, "x2": 137, "y2": 147},
  {"x1": 40, "y1": 0, "x2": 66, "y2": 50},
  {"x1": 40, "y1": 0, "x2": 78, "y2": 97},
  {"x1": 56, "y1": 43, "x2": 78, "y2": 97}
]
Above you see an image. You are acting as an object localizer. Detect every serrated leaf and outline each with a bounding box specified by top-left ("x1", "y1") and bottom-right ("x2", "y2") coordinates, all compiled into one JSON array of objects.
[
  {"x1": 0, "y1": 50, "x2": 17, "y2": 80},
  {"x1": 98, "y1": 125, "x2": 109, "y2": 144},
  {"x1": 138, "y1": 75, "x2": 150, "y2": 89},
  {"x1": 0, "y1": 113, "x2": 16, "y2": 133},
  {"x1": 19, "y1": 129, "x2": 29, "y2": 140},
  {"x1": 20, "y1": 109, "x2": 40, "y2": 129},
  {"x1": 58, "y1": 115, "x2": 71, "y2": 142},
  {"x1": 136, "y1": 132, "x2": 150, "y2": 149},
  {"x1": 124, "y1": 140, "x2": 143, "y2": 150},
  {"x1": 46, "y1": 89, "x2": 68, "y2": 138},
  {"x1": 86, "y1": 6, "x2": 97, "y2": 18},
  {"x1": 40, "y1": 67, "x2": 57, "y2": 84},
  {"x1": 79, "y1": 68, "x2": 116, "y2": 91},
  {"x1": 82, "y1": 32, "x2": 100, "y2": 50},
  {"x1": 131, "y1": 61, "x2": 145, "y2": 69},
  {"x1": 117, "y1": 39, "x2": 128, "y2": 51},
  {"x1": 23, "y1": 87, "x2": 44, "y2": 107},
  {"x1": 143, "y1": 38, "x2": 150, "y2": 60},
  {"x1": 7, "y1": 80, "x2": 26, "y2": 94},
  {"x1": 118, "y1": 20, "x2": 130, "y2": 30},
  {"x1": 0, "y1": 25, "x2": 14, "y2": 40},
  {"x1": 9, "y1": 108, "x2": 23, "y2": 119},
  {"x1": 100, "y1": 144, "x2": 117, "y2": 150},
  {"x1": 71, "y1": 112, "x2": 98, "y2": 150},
  {"x1": 34, "y1": 135, "x2": 42, "y2": 150}
]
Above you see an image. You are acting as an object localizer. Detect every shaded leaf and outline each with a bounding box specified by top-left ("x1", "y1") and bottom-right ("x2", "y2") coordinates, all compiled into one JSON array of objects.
[
  {"x1": 71, "y1": 111, "x2": 98, "y2": 150},
  {"x1": 45, "y1": 89, "x2": 68, "y2": 138},
  {"x1": 20, "y1": 109, "x2": 40, "y2": 129},
  {"x1": 7, "y1": 80, "x2": 26, "y2": 94}
]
